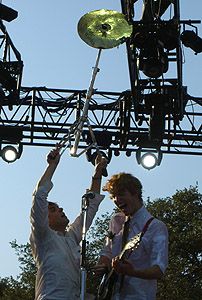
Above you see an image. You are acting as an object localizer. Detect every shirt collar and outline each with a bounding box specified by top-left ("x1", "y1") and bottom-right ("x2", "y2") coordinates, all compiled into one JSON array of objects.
[{"x1": 130, "y1": 206, "x2": 152, "y2": 230}]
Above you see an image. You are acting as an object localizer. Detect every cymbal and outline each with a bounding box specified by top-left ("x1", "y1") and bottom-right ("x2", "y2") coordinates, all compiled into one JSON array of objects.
[{"x1": 78, "y1": 9, "x2": 133, "y2": 49}]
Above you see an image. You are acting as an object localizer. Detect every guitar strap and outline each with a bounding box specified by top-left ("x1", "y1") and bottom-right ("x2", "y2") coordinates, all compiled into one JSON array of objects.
[
  {"x1": 122, "y1": 216, "x2": 154, "y2": 250},
  {"x1": 119, "y1": 216, "x2": 154, "y2": 292},
  {"x1": 141, "y1": 216, "x2": 154, "y2": 239}
]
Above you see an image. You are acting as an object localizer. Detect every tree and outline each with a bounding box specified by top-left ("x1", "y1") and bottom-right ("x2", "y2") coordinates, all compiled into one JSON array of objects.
[
  {"x1": 0, "y1": 241, "x2": 36, "y2": 300},
  {"x1": 147, "y1": 186, "x2": 202, "y2": 300},
  {"x1": 85, "y1": 212, "x2": 113, "y2": 294}
]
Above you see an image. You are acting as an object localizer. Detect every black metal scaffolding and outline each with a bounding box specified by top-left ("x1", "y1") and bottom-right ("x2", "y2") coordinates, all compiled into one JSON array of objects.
[{"x1": 0, "y1": 1, "x2": 201, "y2": 159}]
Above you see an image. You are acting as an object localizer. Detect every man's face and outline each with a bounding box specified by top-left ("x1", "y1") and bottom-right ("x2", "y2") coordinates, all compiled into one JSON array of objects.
[
  {"x1": 112, "y1": 189, "x2": 140, "y2": 216},
  {"x1": 48, "y1": 204, "x2": 69, "y2": 231}
]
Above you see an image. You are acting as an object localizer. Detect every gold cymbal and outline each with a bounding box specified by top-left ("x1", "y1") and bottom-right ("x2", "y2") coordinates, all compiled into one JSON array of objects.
[{"x1": 77, "y1": 9, "x2": 133, "y2": 49}]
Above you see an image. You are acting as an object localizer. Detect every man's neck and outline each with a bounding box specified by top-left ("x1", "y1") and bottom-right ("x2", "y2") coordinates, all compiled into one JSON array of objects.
[
  {"x1": 130, "y1": 203, "x2": 143, "y2": 217},
  {"x1": 50, "y1": 225, "x2": 66, "y2": 235}
]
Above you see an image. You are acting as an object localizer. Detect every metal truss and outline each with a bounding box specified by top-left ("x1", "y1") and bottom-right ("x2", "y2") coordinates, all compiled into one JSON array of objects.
[
  {"x1": 0, "y1": 1, "x2": 201, "y2": 159},
  {"x1": 0, "y1": 86, "x2": 201, "y2": 156}
]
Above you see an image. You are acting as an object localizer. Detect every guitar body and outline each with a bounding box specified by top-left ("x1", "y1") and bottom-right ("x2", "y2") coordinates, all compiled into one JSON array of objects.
[
  {"x1": 97, "y1": 270, "x2": 117, "y2": 300},
  {"x1": 96, "y1": 232, "x2": 142, "y2": 300}
]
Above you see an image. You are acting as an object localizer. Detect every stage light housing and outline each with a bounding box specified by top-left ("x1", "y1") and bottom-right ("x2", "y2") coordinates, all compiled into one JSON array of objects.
[
  {"x1": 0, "y1": 126, "x2": 23, "y2": 163},
  {"x1": 139, "y1": 48, "x2": 168, "y2": 78},
  {"x1": 136, "y1": 147, "x2": 163, "y2": 170},
  {"x1": 140, "y1": 152, "x2": 158, "y2": 169},
  {"x1": 83, "y1": 130, "x2": 112, "y2": 149},
  {"x1": 180, "y1": 30, "x2": 202, "y2": 54},
  {"x1": 1, "y1": 144, "x2": 22, "y2": 163}
]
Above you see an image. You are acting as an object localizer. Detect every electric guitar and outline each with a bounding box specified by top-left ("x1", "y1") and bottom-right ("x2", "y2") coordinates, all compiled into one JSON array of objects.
[{"x1": 96, "y1": 232, "x2": 142, "y2": 300}]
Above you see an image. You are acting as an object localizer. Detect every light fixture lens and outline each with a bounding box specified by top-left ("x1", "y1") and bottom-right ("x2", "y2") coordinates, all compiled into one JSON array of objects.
[
  {"x1": 1, "y1": 146, "x2": 18, "y2": 163},
  {"x1": 141, "y1": 152, "x2": 157, "y2": 170}
]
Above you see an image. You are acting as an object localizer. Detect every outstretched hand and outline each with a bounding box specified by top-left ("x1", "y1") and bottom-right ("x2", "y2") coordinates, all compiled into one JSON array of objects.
[
  {"x1": 47, "y1": 146, "x2": 61, "y2": 165},
  {"x1": 94, "y1": 152, "x2": 108, "y2": 177},
  {"x1": 38, "y1": 145, "x2": 61, "y2": 187}
]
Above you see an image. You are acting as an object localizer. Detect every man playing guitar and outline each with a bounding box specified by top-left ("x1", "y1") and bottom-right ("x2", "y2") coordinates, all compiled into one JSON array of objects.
[{"x1": 94, "y1": 172, "x2": 168, "y2": 300}]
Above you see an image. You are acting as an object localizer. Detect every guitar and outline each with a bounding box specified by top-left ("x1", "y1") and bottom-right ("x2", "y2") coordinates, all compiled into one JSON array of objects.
[{"x1": 96, "y1": 232, "x2": 142, "y2": 300}]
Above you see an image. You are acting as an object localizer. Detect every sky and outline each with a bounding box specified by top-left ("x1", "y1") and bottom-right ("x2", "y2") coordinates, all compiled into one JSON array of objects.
[{"x1": 0, "y1": 0, "x2": 201, "y2": 279}]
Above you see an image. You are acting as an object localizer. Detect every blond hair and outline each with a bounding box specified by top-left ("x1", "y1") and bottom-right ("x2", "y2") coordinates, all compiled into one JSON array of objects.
[{"x1": 103, "y1": 172, "x2": 143, "y2": 201}]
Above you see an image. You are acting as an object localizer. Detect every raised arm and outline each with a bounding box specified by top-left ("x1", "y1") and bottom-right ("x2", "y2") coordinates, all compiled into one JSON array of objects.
[
  {"x1": 68, "y1": 153, "x2": 108, "y2": 243},
  {"x1": 89, "y1": 152, "x2": 108, "y2": 194},
  {"x1": 37, "y1": 148, "x2": 60, "y2": 187},
  {"x1": 30, "y1": 148, "x2": 61, "y2": 238}
]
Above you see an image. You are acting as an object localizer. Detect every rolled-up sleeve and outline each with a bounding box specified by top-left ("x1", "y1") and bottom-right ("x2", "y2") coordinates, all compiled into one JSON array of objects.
[
  {"x1": 150, "y1": 221, "x2": 168, "y2": 273},
  {"x1": 30, "y1": 180, "x2": 53, "y2": 238}
]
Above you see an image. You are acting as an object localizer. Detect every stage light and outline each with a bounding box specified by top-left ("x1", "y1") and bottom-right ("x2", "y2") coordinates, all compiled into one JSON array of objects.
[
  {"x1": 139, "y1": 47, "x2": 168, "y2": 78},
  {"x1": 83, "y1": 130, "x2": 112, "y2": 149},
  {"x1": 0, "y1": 61, "x2": 18, "y2": 91},
  {"x1": 140, "y1": 152, "x2": 157, "y2": 169},
  {"x1": 1, "y1": 144, "x2": 23, "y2": 163},
  {"x1": 0, "y1": 126, "x2": 23, "y2": 163},
  {"x1": 1, "y1": 146, "x2": 18, "y2": 162},
  {"x1": 180, "y1": 30, "x2": 202, "y2": 54},
  {"x1": 136, "y1": 148, "x2": 163, "y2": 170}
]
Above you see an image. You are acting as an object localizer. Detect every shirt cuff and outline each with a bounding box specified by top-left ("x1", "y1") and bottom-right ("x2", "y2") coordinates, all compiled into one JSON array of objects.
[{"x1": 88, "y1": 192, "x2": 105, "y2": 204}]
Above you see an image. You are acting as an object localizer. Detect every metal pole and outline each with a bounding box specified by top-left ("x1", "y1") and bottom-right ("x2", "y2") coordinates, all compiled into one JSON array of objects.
[
  {"x1": 70, "y1": 48, "x2": 102, "y2": 156},
  {"x1": 80, "y1": 192, "x2": 94, "y2": 300}
]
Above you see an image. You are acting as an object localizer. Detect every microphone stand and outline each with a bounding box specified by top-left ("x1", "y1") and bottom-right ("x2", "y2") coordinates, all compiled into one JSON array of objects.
[
  {"x1": 80, "y1": 192, "x2": 94, "y2": 300},
  {"x1": 57, "y1": 49, "x2": 102, "y2": 158},
  {"x1": 70, "y1": 48, "x2": 102, "y2": 157}
]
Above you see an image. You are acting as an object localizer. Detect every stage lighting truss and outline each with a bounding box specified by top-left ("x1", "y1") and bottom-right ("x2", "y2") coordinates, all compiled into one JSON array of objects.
[
  {"x1": 0, "y1": 19, "x2": 23, "y2": 107},
  {"x1": 0, "y1": 1, "x2": 201, "y2": 167},
  {"x1": 0, "y1": 86, "x2": 201, "y2": 158}
]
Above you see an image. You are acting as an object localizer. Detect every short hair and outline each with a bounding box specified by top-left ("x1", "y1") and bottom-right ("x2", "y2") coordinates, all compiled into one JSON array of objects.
[
  {"x1": 48, "y1": 201, "x2": 58, "y2": 207},
  {"x1": 103, "y1": 173, "x2": 143, "y2": 201}
]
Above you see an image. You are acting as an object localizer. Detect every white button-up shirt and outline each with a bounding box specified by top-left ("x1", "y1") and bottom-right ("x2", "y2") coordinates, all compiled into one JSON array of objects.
[
  {"x1": 30, "y1": 180, "x2": 104, "y2": 300},
  {"x1": 100, "y1": 206, "x2": 168, "y2": 300}
]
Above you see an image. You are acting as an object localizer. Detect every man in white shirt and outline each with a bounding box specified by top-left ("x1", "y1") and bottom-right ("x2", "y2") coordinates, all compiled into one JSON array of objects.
[
  {"x1": 94, "y1": 172, "x2": 168, "y2": 300},
  {"x1": 30, "y1": 147, "x2": 107, "y2": 300}
]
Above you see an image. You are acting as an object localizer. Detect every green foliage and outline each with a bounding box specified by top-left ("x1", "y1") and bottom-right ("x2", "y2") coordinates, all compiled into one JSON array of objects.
[
  {"x1": 0, "y1": 241, "x2": 36, "y2": 300},
  {"x1": 0, "y1": 186, "x2": 201, "y2": 299},
  {"x1": 147, "y1": 186, "x2": 202, "y2": 300},
  {"x1": 85, "y1": 212, "x2": 113, "y2": 294}
]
